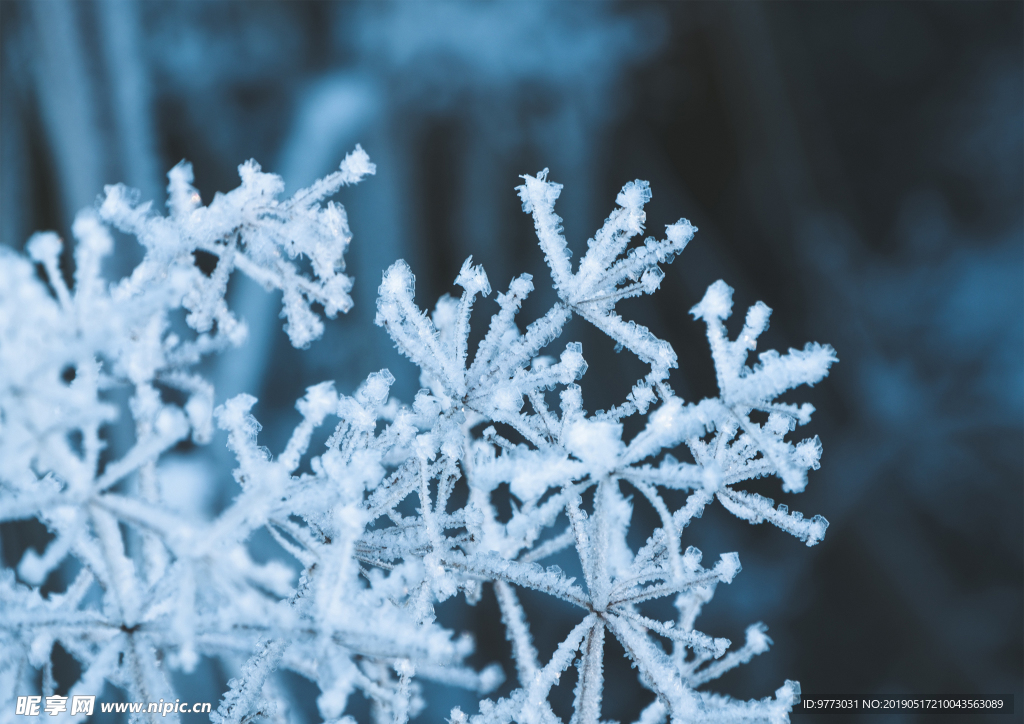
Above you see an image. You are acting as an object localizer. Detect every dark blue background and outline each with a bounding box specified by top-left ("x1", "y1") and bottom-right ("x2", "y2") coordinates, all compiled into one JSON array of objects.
[{"x1": 2, "y1": 3, "x2": 1020, "y2": 722}]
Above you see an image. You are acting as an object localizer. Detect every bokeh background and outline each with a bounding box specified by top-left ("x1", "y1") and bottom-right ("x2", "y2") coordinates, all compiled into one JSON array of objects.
[{"x1": 1, "y1": 2, "x2": 1021, "y2": 722}]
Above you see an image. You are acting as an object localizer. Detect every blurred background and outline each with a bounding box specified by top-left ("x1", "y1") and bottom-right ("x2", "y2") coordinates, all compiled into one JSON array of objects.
[{"x1": 1, "y1": 2, "x2": 1021, "y2": 722}]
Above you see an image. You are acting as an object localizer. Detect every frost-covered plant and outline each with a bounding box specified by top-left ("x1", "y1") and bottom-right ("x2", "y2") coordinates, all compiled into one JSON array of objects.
[{"x1": 0, "y1": 148, "x2": 836, "y2": 724}]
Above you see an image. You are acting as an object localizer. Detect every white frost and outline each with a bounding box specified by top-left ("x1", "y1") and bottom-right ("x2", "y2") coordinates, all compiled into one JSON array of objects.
[{"x1": 0, "y1": 162, "x2": 833, "y2": 724}]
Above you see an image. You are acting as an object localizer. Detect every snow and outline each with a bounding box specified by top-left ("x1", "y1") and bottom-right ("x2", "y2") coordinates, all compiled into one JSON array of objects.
[{"x1": 0, "y1": 158, "x2": 834, "y2": 724}]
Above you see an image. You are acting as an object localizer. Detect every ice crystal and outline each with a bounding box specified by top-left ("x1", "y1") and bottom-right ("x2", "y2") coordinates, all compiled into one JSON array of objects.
[{"x1": 0, "y1": 155, "x2": 835, "y2": 724}]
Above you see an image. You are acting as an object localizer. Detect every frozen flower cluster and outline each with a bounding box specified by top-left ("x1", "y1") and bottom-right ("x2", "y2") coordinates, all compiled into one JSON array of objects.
[{"x1": 0, "y1": 149, "x2": 835, "y2": 724}]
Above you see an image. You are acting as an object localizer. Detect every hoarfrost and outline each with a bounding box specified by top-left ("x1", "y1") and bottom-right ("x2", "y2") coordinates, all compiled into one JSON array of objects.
[{"x1": 0, "y1": 158, "x2": 835, "y2": 723}]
